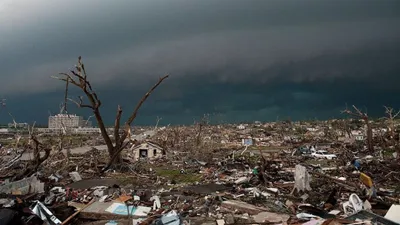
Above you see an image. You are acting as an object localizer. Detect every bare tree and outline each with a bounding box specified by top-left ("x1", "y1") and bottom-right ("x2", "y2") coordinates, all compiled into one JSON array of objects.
[
  {"x1": 383, "y1": 106, "x2": 400, "y2": 141},
  {"x1": 1, "y1": 102, "x2": 56, "y2": 180},
  {"x1": 341, "y1": 105, "x2": 374, "y2": 152},
  {"x1": 154, "y1": 116, "x2": 162, "y2": 130},
  {"x1": 13, "y1": 123, "x2": 52, "y2": 181},
  {"x1": 85, "y1": 114, "x2": 95, "y2": 127},
  {"x1": 195, "y1": 114, "x2": 209, "y2": 146},
  {"x1": 53, "y1": 56, "x2": 168, "y2": 170}
]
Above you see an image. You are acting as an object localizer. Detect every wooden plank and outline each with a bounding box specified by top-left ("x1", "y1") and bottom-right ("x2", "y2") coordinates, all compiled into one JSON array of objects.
[
  {"x1": 79, "y1": 212, "x2": 129, "y2": 220},
  {"x1": 61, "y1": 199, "x2": 95, "y2": 225}
]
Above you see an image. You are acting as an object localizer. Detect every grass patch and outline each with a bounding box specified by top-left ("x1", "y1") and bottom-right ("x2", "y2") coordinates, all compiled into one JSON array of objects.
[
  {"x1": 155, "y1": 168, "x2": 202, "y2": 184},
  {"x1": 383, "y1": 149, "x2": 396, "y2": 157},
  {"x1": 113, "y1": 175, "x2": 141, "y2": 186}
]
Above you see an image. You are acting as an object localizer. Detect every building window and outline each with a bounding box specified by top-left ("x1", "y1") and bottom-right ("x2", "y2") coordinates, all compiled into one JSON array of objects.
[
  {"x1": 140, "y1": 149, "x2": 148, "y2": 158},
  {"x1": 153, "y1": 149, "x2": 157, "y2": 156}
]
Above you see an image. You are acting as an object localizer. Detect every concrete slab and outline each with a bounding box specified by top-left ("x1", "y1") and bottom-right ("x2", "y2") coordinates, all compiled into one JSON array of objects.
[
  {"x1": 67, "y1": 179, "x2": 121, "y2": 189},
  {"x1": 79, "y1": 201, "x2": 150, "y2": 221}
]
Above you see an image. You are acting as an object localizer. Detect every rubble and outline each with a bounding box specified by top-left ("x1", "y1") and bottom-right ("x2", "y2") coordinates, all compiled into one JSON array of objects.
[
  {"x1": 1, "y1": 119, "x2": 400, "y2": 225},
  {"x1": 221, "y1": 200, "x2": 269, "y2": 215},
  {"x1": 0, "y1": 176, "x2": 44, "y2": 195}
]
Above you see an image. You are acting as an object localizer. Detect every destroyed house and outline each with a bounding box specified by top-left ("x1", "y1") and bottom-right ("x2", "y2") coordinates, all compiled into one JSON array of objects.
[{"x1": 131, "y1": 141, "x2": 164, "y2": 160}]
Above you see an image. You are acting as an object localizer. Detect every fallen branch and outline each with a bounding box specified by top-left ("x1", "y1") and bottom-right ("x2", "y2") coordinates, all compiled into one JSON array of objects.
[{"x1": 310, "y1": 171, "x2": 360, "y2": 193}]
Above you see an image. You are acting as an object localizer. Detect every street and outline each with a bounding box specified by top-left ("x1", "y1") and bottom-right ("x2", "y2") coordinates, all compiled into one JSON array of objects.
[{"x1": 18, "y1": 145, "x2": 108, "y2": 161}]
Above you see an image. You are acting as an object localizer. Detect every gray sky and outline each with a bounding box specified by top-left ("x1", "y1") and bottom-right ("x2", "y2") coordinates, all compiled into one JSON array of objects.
[{"x1": 0, "y1": 0, "x2": 400, "y2": 124}]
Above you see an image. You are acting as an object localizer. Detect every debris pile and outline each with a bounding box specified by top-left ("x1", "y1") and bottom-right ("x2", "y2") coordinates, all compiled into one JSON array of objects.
[{"x1": 0, "y1": 143, "x2": 399, "y2": 225}]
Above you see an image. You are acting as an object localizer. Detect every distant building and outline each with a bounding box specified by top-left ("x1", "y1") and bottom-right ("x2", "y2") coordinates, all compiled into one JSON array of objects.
[
  {"x1": 354, "y1": 134, "x2": 365, "y2": 141},
  {"x1": 306, "y1": 127, "x2": 318, "y2": 132},
  {"x1": 0, "y1": 128, "x2": 9, "y2": 133},
  {"x1": 48, "y1": 114, "x2": 89, "y2": 129},
  {"x1": 36, "y1": 127, "x2": 103, "y2": 135},
  {"x1": 237, "y1": 124, "x2": 246, "y2": 130},
  {"x1": 351, "y1": 130, "x2": 365, "y2": 141},
  {"x1": 8, "y1": 123, "x2": 28, "y2": 129}
]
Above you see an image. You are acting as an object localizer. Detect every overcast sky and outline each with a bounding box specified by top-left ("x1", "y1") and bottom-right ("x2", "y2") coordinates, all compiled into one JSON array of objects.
[{"x1": 1, "y1": 0, "x2": 400, "y2": 124}]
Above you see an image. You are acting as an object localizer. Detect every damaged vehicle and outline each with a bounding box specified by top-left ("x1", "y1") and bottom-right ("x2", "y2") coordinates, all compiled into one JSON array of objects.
[{"x1": 311, "y1": 150, "x2": 337, "y2": 160}]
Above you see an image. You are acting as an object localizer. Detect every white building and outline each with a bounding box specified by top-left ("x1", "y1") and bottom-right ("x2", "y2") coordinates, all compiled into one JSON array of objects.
[
  {"x1": 306, "y1": 127, "x2": 318, "y2": 132},
  {"x1": 48, "y1": 114, "x2": 89, "y2": 129},
  {"x1": 0, "y1": 128, "x2": 9, "y2": 133},
  {"x1": 130, "y1": 141, "x2": 164, "y2": 160},
  {"x1": 354, "y1": 135, "x2": 364, "y2": 141},
  {"x1": 237, "y1": 124, "x2": 246, "y2": 130},
  {"x1": 351, "y1": 130, "x2": 365, "y2": 141}
]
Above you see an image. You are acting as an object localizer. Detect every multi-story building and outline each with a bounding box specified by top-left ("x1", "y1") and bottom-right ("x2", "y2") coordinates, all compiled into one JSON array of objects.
[{"x1": 48, "y1": 114, "x2": 88, "y2": 129}]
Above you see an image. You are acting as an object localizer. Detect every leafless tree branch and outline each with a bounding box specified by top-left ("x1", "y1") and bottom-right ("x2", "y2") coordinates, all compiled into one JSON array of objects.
[
  {"x1": 54, "y1": 56, "x2": 169, "y2": 170},
  {"x1": 383, "y1": 105, "x2": 400, "y2": 141},
  {"x1": 341, "y1": 104, "x2": 374, "y2": 152}
]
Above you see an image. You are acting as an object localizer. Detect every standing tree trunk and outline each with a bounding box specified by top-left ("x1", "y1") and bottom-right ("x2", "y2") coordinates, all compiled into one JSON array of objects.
[
  {"x1": 13, "y1": 126, "x2": 51, "y2": 181},
  {"x1": 53, "y1": 56, "x2": 169, "y2": 170},
  {"x1": 366, "y1": 119, "x2": 373, "y2": 152},
  {"x1": 342, "y1": 105, "x2": 374, "y2": 153},
  {"x1": 383, "y1": 106, "x2": 400, "y2": 161},
  {"x1": 384, "y1": 106, "x2": 400, "y2": 142}
]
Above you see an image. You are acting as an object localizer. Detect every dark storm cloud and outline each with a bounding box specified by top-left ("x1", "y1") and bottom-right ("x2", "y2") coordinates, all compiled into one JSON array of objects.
[
  {"x1": 140, "y1": 41, "x2": 400, "y2": 122},
  {"x1": 1, "y1": 0, "x2": 400, "y2": 94},
  {"x1": 0, "y1": 0, "x2": 400, "y2": 124}
]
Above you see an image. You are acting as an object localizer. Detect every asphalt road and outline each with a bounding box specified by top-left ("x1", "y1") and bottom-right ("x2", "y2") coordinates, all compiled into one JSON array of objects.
[{"x1": 18, "y1": 145, "x2": 108, "y2": 161}]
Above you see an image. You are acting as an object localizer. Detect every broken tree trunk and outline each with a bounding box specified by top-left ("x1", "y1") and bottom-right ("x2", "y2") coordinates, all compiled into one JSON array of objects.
[
  {"x1": 53, "y1": 56, "x2": 169, "y2": 170},
  {"x1": 342, "y1": 105, "x2": 374, "y2": 153},
  {"x1": 384, "y1": 106, "x2": 400, "y2": 143},
  {"x1": 12, "y1": 137, "x2": 51, "y2": 181}
]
